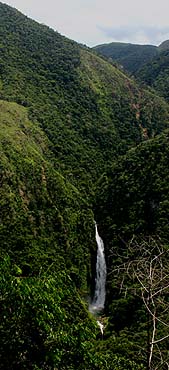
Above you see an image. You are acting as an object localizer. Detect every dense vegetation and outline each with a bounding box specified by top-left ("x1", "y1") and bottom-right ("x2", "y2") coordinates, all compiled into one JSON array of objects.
[
  {"x1": 0, "y1": 2, "x2": 169, "y2": 369},
  {"x1": 93, "y1": 42, "x2": 158, "y2": 74},
  {"x1": 95, "y1": 131, "x2": 169, "y2": 240},
  {"x1": 0, "y1": 99, "x2": 144, "y2": 369},
  {"x1": 0, "y1": 2, "x2": 168, "y2": 197},
  {"x1": 158, "y1": 40, "x2": 169, "y2": 52},
  {"x1": 95, "y1": 131, "x2": 169, "y2": 369},
  {"x1": 94, "y1": 39, "x2": 169, "y2": 104},
  {"x1": 136, "y1": 50, "x2": 169, "y2": 102},
  {"x1": 0, "y1": 100, "x2": 96, "y2": 286}
]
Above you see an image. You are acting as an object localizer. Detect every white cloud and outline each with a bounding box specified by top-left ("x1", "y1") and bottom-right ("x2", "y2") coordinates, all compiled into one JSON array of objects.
[
  {"x1": 4, "y1": 0, "x2": 169, "y2": 46},
  {"x1": 98, "y1": 25, "x2": 169, "y2": 45}
]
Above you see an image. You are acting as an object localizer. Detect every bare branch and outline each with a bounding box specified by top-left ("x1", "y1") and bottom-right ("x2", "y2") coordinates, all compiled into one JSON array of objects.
[{"x1": 152, "y1": 333, "x2": 169, "y2": 344}]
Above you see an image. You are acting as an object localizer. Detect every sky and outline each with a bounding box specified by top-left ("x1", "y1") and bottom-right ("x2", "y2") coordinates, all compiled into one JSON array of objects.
[{"x1": 3, "y1": 0, "x2": 169, "y2": 47}]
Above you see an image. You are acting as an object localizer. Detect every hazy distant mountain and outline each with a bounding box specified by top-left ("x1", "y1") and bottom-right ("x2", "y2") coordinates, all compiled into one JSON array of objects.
[
  {"x1": 158, "y1": 39, "x2": 169, "y2": 51},
  {"x1": 93, "y1": 42, "x2": 158, "y2": 74}
]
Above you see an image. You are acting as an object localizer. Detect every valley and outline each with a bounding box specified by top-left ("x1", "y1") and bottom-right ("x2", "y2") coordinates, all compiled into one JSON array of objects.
[{"x1": 0, "y1": 3, "x2": 169, "y2": 369}]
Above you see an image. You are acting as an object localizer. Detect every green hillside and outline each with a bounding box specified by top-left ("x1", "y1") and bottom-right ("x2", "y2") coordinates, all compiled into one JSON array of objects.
[
  {"x1": 93, "y1": 42, "x2": 158, "y2": 74},
  {"x1": 93, "y1": 41, "x2": 169, "y2": 103},
  {"x1": 95, "y1": 130, "x2": 169, "y2": 240},
  {"x1": 158, "y1": 39, "x2": 169, "y2": 51},
  {"x1": 136, "y1": 50, "x2": 169, "y2": 102},
  {"x1": 0, "y1": 99, "x2": 100, "y2": 369},
  {"x1": 95, "y1": 131, "x2": 169, "y2": 369},
  {"x1": 0, "y1": 2, "x2": 168, "y2": 197},
  {"x1": 0, "y1": 2, "x2": 169, "y2": 369},
  {"x1": 0, "y1": 100, "x2": 96, "y2": 284},
  {"x1": 0, "y1": 89, "x2": 142, "y2": 370}
]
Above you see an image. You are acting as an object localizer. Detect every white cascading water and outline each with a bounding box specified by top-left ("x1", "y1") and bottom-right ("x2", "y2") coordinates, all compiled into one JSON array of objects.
[{"x1": 89, "y1": 222, "x2": 107, "y2": 314}]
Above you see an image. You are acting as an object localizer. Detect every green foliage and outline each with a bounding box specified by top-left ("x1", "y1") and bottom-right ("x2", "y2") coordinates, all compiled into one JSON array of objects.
[
  {"x1": 136, "y1": 50, "x2": 169, "y2": 102},
  {"x1": 95, "y1": 131, "x2": 169, "y2": 368},
  {"x1": 0, "y1": 3, "x2": 168, "y2": 197},
  {"x1": 95, "y1": 130, "x2": 169, "y2": 242},
  {"x1": 93, "y1": 336, "x2": 145, "y2": 370},
  {"x1": 0, "y1": 3, "x2": 169, "y2": 369},
  {"x1": 0, "y1": 256, "x2": 98, "y2": 370},
  {"x1": 93, "y1": 42, "x2": 158, "y2": 74},
  {"x1": 0, "y1": 100, "x2": 95, "y2": 293},
  {"x1": 94, "y1": 41, "x2": 169, "y2": 104},
  {"x1": 1, "y1": 253, "x2": 145, "y2": 370}
]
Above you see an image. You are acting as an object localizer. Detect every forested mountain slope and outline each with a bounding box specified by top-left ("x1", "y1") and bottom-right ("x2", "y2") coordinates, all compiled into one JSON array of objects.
[
  {"x1": 96, "y1": 130, "x2": 169, "y2": 240},
  {"x1": 0, "y1": 100, "x2": 95, "y2": 284},
  {"x1": 0, "y1": 2, "x2": 169, "y2": 369},
  {"x1": 95, "y1": 131, "x2": 169, "y2": 369},
  {"x1": 93, "y1": 42, "x2": 158, "y2": 74},
  {"x1": 136, "y1": 50, "x2": 169, "y2": 102},
  {"x1": 94, "y1": 41, "x2": 169, "y2": 104},
  {"x1": 158, "y1": 39, "x2": 169, "y2": 51},
  {"x1": 0, "y1": 99, "x2": 103, "y2": 369},
  {"x1": 0, "y1": 68, "x2": 142, "y2": 370},
  {"x1": 0, "y1": 2, "x2": 168, "y2": 196}
]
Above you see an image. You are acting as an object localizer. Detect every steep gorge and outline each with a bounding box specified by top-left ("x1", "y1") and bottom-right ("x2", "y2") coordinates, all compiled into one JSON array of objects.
[{"x1": 0, "y1": 3, "x2": 169, "y2": 369}]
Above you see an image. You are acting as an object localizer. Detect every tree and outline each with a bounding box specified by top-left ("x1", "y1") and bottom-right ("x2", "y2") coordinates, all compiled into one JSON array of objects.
[{"x1": 109, "y1": 236, "x2": 169, "y2": 370}]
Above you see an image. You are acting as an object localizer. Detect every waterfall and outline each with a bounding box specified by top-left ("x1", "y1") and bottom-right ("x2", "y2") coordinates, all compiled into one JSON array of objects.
[{"x1": 89, "y1": 222, "x2": 107, "y2": 314}]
